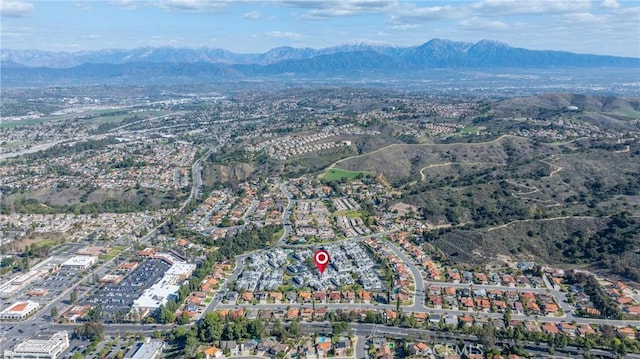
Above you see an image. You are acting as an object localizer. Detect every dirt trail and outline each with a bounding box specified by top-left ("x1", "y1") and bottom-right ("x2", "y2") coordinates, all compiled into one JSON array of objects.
[
  {"x1": 486, "y1": 215, "x2": 601, "y2": 232},
  {"x1": 540, "y1": 156, "x2": 563, "y2": 178},
  {"x1": 615, "y1": 145, "x2": 630, "y2": 153},
  {"x1": 377, "y1": 174, "x2": 392, "y2": 188},
  {"x1": 419, "y1": 162, "x2": 503, "y2": 181}
]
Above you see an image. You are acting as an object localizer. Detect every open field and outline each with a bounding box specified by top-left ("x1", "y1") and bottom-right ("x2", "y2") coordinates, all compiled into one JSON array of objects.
[
  {"x1": 330, "y1": 135, "x2": 555, "y2": 186},
  {"x1": 0, "y1": 109, "x2": 166, "y2": 128},
  {"x1": 0, "y1": 118, "x2": 51, "y2": 128},
  {"x1": 322, "y1": 168, "x2": 364, "y2": 181}
]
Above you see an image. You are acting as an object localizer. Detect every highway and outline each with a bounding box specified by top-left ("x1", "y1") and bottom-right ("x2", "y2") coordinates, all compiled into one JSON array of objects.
[{"x1": 37, "y1": 321, "x2": 627, "y2": 359}]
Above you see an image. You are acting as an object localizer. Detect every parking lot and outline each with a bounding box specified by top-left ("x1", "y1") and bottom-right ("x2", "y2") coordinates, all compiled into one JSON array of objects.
[{"x1": 81, "y1": 258, "x2": 170, "y2": 319}]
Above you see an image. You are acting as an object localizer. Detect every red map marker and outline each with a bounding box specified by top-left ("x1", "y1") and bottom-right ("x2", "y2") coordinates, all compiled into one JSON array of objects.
[{"x1": 314, "y1": 249, "x2": 330, "y2": 275}]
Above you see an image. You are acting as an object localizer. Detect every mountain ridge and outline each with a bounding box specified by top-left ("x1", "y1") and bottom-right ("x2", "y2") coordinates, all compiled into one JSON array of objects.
[
  {"x1": 3, "y1": 39, "x2": 639, "y2": 88},
  {"x1": 2, "y1": 38, "x2": 638, "y2": 68}
]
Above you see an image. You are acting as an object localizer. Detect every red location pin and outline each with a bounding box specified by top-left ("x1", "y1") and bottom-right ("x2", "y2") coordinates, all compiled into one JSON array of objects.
[{"x1": 314, "y1": 249, "x2": 330, "y2": 275}]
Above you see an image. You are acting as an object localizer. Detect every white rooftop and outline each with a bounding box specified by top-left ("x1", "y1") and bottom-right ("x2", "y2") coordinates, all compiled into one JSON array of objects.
[
  {"x1": 166, "y1": 262, "x2": 196, "y2": 277},
  {"x1": 61, "y1": 255, "x2": 97, "y2": 267},
  {"x1": 10, "y1": 331, "x2": 68, "y2": 354},
  {"x1": 133, "y1": 279, "x2": 180, "y2": 309}
]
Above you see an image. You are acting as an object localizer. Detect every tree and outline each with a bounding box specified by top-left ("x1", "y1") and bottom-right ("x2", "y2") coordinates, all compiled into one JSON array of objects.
[
  {"x1": 332, "y1": 322, "x2": 348, "y2": 336},
  {"x1": 74, "y1": 321, "x2": 104, "y2": 341},
  {"x1": 87, "y1": 306, "x2": 102, "y2": 322},
  {"x1": 69, "y1": 291, "x2": 78, "y2": 304},
  {"x1": 289, "y1": 320, "x2": 300, "y2": 336},
  {"x1": 50, "y1": 306, "x2": 58, "y2": 321},
  {"x1": 478, "y1": 325, "x2": 496, "y2": 349},
  {"x1": 72, "y1": 352, "x2": 84, "y2": 359},
  {"x1": 184, "y1": 336, "x2": 200, "y2": 359},
  {"x1": 179, "y1": 311, "x2": 191, "y2": 325}
]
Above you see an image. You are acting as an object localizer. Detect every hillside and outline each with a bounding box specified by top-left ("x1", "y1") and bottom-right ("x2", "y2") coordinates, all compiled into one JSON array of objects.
[
  {"x1": 330, "y1": 135, "x2": 555, "y2": 186},
  {"x1": 330, "y1": 132, "x2": 640, "y2": 278},
  {"x1": 491, "y1": 93, "x2": 640, "y2": 118},
  {"x1": 429, "y1": 214, "x2": 640, "y2": 281}
]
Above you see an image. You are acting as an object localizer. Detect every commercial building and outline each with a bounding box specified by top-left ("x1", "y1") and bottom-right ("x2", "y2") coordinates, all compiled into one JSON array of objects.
[
  {"x1": 61, "y1": 256, "x2": 97, "y2": 270},
  {"x1": 100, "y1": 274, "x2": 124, "y2": 284},
  {"x1": 3, "y1": 331, "x2": 69, "y2": 359},
  {"x1": 124, "y1": 338, "x2": 164, "y2": 359},
  {"x1": 0, "y1": 301, "x2": 40, "y2": 320},
  {"x1": 131, "y1": 254, "x2": 196, "y2": 313}
]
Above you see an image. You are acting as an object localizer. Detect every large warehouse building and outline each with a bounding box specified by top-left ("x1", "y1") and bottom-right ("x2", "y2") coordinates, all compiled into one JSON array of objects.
[{"x1": 3, "y1": 331, "x2": 69, "y2": 359}]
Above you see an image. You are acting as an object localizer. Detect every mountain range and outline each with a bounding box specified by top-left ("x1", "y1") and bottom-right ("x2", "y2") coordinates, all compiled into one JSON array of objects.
[{"x1": 2, "y1": 39, "x2": 639, "y2": 87}]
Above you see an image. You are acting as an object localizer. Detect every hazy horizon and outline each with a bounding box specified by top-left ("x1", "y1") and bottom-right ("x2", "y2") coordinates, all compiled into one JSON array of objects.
[{"x1": 3, "y1": 38, "x2": 640, "y2": 59}]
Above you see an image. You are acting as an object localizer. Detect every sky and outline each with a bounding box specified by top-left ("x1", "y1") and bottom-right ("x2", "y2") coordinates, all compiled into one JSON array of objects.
[{"x1": 1, "y1": 0, "x2": 639, "y2": 57}]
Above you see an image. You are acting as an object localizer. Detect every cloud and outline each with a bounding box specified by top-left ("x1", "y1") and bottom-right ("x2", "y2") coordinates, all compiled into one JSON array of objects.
[
  {"x1": 264, "y1": 31, "x2": 303, "y2": 39},
  {"x1": 157, "y1": 0, "x2": 226, "y2": 11},
  {"x1": 390, "y1": 23, "x2": 421, "y2": 31},
  {"x1": 600, "y1": 0, "x2": 620, "y2": 9},
  {"x1": 74, "y1": 1, "x2": 91, "y2": 11},
  {"x1": 470, "y1": 0, "x2": 591, "y2": 15},
  {"x1": 279, "y1": 0, "x2": 392, "y2": 19},
  {"x1": 107, "y1": 0, "x2": 146, "y2": 10},
  {"x1": 562, "y1": 12, "x2": 603, "y2": 24},
  {"x1": 0, "y1": 25, "x2": 30, "y2": 39},
  {"x1": 0, "y1": 0, "x2": 34, "y2": 17},
  {"x1": 387, "y1": 3, "x2": 459, "y2": 27},
  {"x1": 459, "y1": 16, "x2": 509, "y2": 30},
  {"x1": 243, "y1": 10, "x2": 261, "y2": 19}
]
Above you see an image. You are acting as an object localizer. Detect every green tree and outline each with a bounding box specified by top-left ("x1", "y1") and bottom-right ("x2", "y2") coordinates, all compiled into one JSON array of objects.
[
  {"x1": 69, "y1": 291, "x2": 78, "y2": 304},
  {"x1": 185, "y1": 336, "x2": 200, "y2": 359},
  {"x1": 74, "y1": 321, "x2": 104, "y2": 341},
  {"x1": 50, "y1": 306, "x2": 58, "y2": 321},
  {"x1": 179, "y1": 311, "x2": 191, "y2": 325},
  {"x1": 289, "y1": 320, "x2": 300, "y2": 336},
  {"x1": 87, "y1": 306, "x2": 102, "y2": 322},
  {"x1": 332, "y1": 322, "x2": 348, "y2": 336}
]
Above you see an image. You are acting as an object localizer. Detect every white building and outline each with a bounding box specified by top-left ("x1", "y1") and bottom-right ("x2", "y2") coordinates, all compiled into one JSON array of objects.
[
  {"x1": 124, "y1": 338, "x2": 164, "y2": 359},
  {"x1": 131, "y1": 254, "x2": 195, "y2": 314},
  {"x1": 3, "y1": 331, "x2": 69, "y2": 359},
  {"x1": 0, "y1": 301, "x2": 40, "y2": 320},
  {"x1": 61, "y1": 256, "x2": 97, "y2": 270}
]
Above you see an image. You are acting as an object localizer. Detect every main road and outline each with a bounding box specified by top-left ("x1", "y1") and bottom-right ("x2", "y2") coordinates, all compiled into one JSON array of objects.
[
  {"x1": 41, "y1": 321, "x2": 626, "y2": 359},
  {"x1": 384, "y1": 240, "x2": 426, "y2": 311},
  {"x1": 277, "y1": 182, "x2": 295, "y2": 245}
]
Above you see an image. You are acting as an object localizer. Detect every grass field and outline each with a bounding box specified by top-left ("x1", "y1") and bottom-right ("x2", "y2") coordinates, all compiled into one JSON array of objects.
[
  {"x1": 333, "y1": 210, "x2": 368, "y2": 219},
  {"x1": 273, "y1": 228, "x2": 285, "y2": 241},
  {"x1": 322, "y1": 168, "x2": 363, "y2": 181},
  {"x1": 32, "y1": 239, "x2": 60, "y2": 248},
  {"x1": 99, "y1": 245, "x2": 128, "y2": 261},
  {"x1": 458, "y1": 126, "x2": 479, "y2": 134},
  {"x1": 0, "y1": 118, "x2": 50, "y2": 128},
  {"x1": 0, "y1": 109, "x2": 166, "y2": 128}
]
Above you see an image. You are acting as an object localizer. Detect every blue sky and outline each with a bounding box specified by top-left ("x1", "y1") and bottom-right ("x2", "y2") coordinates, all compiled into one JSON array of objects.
[{"x1": 1, "y1": 0, "x2": 639, "y2": 57}]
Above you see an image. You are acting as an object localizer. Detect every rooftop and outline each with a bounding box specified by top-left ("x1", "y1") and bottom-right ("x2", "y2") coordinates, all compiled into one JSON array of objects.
[{"x1": 2, "y1": 300, "x2": 40, "y2": 315}]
